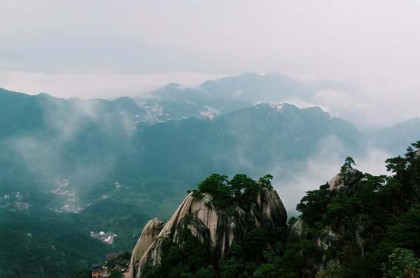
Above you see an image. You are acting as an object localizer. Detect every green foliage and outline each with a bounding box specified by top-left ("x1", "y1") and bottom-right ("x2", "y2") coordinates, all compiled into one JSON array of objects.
[
  {"x1": 242, "y1": 228, "x2": 270, "y2": 260},
  {"x1": 219, "y1": 257, "x2": 244, "y2": 278},
  {"x1": 195, "y1": 266, "x2": 217, "y2": 278},
  {"x1": 316, "y1": 264, "x2": 343, "y2": 278},
  {"x1": 340, "y1": 156, "x2": 356, "y2": 175},
  {"x1": 293, "y1": 141, "x2": 420, "y2": 277},
  {"x1": 258, "y1": 174, "x2": 274, "y2": 189},
  {"x1": 143, "y1": 229, "x2": 214, "y2": 278},
  {"x1": 109, "y1": 269, "x2": 124, "y2": 278},
  {"x1": 197, "y1": 174, "x2": 234, "y2": 209},
  {"x1": 141, "y1": 142, "x2": 420, "y2": 277},
  {"x1": 105, "y1": 251, "x2": 131, "y2": 268},
  {"x1": 296, "y1": 183, "x2": 331, "y2": 227},
  {"x1": 265, "y1": 240, "x2": 317, "y2": 277},
  {"x1": 143, "y1": 173, "x2": 288, "y2": 277},
  {"x1": 385, "y1": 205, "x2": 420, "y2": 254},
  {"x1": 72, "y1": 269, "x2": 91, "y2": 278},
  {"x1": 253, "y1": 263, "x2": 276, "y2": 278},
  {"x1": 0, "y1": 209, "x2": 108, "y2": 278},
  {"x1": 137, "y1": 101, "x2": 362, "y2": 181},
  {"x1": 386, "y1": 141, "x2": 420, "y2": 186},
  {"x1": 230, "y1": 173, "x2": 258, "y2": 199},
  {"x1": 287, "y1": 216, "x2": 298, "y2": 225},
  {"x1": 198, "y1": 174, "x2": 229, "y2": 195},
  {"x1": 0, "y1": 88, "x2": 364, "y2": 277},
  {"x1": 381, "y1": 248, "x2": 420, "y2": 278},
  {"x1": 192, "y1": 173, "x2": 274, "y2": 211}
]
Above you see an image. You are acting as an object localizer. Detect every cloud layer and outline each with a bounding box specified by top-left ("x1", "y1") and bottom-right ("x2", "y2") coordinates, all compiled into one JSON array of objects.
[{"x1": 1, "y1": 1, "x2": 420, "y2": 125}]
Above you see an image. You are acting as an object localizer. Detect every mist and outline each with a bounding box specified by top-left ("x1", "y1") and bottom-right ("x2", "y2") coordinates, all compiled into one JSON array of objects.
[
  {"x1": 275, "y1": 136, "x2": 392, "y2": 212},
  {"x1": 1, "y1": 1, "x2": 420, "y2": 127},
  {"x1": 0, "y1": 71, "x2": 222, "y2": 99},
  {"x1": 1, "y1": 2, "x2": 419, "y2": 276},
  {"x1": 3, "y1": 96, "x2": 140, "y2": 212}
]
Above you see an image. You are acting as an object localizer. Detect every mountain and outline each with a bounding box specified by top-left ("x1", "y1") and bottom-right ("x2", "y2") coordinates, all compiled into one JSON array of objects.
[
  {"x1": 370, "y1": 117, "x2": 420, "y2": 155},
  {"x1": 136, "y1": 72, "x2": 355, "y2": 124},
  {"x1": 135, "y1": 103, "x2": 363, "y2": 181},
  {"x1": 0, "y1": 209, "x2": 108, "y2": 278},
  {"x1": 288, "y1": 144, "x2": 420, "y2": 277},
  {"x1": 129, "y1": 174, "x2": 287, "y2": 278},
  {"x1": 128, "y1": 143, "x2": 420, "y2": 277},
  {"x1": 0, "y1": 74, "x2": 409, "y2": 277},
  {"x1": 0, "y1": 87, "x2": 362, "y2": 196},
  {"x1": 200, "y1": 72, "x2": 316, "y2": 103},
  {"x1": 137, "y1": 83, "x2": 250, "y2": 123},
  {"x1": 0, "y1": 88, "x2": 185, "y2": 276},
  {"x1": 0, "y1": 88, "x2": 144, "y2": 139}
]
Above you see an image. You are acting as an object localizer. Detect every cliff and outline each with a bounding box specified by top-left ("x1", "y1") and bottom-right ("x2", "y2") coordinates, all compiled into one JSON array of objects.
[
  {"x1": 129, "y1": 185, "x2": 287, "y2": 278},
  {"x1": 128, "y1": 218, "x2": 164, "y2": 277}
]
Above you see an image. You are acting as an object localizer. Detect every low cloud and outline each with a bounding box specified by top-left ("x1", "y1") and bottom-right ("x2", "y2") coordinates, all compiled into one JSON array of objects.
[
  {"x1": 273, "y1": 136, "x2": 392, "y2": 212},
  {"x1": 0, "y1": 70, "x2": 223, "y2": 99},
  {"x1": 7, "y1": 98, "x2": 132, "y2": 193}
]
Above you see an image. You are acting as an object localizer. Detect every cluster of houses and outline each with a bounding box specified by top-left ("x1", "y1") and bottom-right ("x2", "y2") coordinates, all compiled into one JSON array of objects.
[
  {"x1": 91, "y1": 251, "x2": 131, "y2": 278},
  {"x1": 49, "y1": 178, "x2": 82, "y2": 213},
  {"x1": 90, "y1": 231, "x2": 117, "y2": 245},
  {"x1": 2, "y1": 192, "x2": 30, "y2": 211}
]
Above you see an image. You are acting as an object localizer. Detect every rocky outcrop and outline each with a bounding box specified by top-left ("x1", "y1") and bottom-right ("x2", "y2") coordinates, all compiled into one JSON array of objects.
[
  {"x1": 128, "y1": 218, "x2": 164, "y2": 278},
  {"x1": 288, "y1": 219, "x2": 306, "y2": 242},
  {"x1": 129, "y1": 188, "x2": 287, "y2": 278},
  {"x1": 254, "y1": 188, "x2": 288, "y2": 228},
  {"x1": 328, "y1": 169, "x2": 363, "y2": 192}
]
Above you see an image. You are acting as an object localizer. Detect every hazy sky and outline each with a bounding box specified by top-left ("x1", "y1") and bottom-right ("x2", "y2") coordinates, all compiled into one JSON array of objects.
[{"x1": 1, "y1": 0, "x2": 420, "y2": 124}]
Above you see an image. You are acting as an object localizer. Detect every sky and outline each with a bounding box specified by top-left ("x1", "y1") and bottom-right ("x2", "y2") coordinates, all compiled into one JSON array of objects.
[{"x1": 1, "y1": 0, "x2": 420, "y2": 125}]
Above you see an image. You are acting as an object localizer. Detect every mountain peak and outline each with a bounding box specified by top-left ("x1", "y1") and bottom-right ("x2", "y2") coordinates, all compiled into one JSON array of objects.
[
  {"x1": 254, "y1": 102, "x2": 298, "y2": 112},
  {"x1": 165, "y1": 82, "x2": 182, "y2": 88},
  {"x1": 129, "y1": 174, "x2": 287, "y2": 278}
]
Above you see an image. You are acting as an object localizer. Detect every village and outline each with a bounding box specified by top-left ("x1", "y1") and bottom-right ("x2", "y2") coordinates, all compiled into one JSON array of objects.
[
  {"x1": 90, "y1": 251, "x2": 131, "y2": 278},
  {"x1": 90, "y1": 231, "x2": 117, "y2": 245}
]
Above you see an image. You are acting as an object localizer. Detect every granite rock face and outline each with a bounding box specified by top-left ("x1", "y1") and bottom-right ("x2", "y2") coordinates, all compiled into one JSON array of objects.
[
  {"x1": 328, "y1": 169, "x2": 363, "y2": 192},
  {"x1": 129, "y1": 188, "x2": 287, "y2": 278},
  {"x1": 128, "y1": 218, "x2": 164, "y2": 277},
  {"x1": 288, "y1": 219, "x2": 306, "y2": 242}
]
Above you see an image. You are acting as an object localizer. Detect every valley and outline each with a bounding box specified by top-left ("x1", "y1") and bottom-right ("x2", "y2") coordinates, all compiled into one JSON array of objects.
[{"x1": 0, "y1": 73, "x2": 419, "y2": 277}]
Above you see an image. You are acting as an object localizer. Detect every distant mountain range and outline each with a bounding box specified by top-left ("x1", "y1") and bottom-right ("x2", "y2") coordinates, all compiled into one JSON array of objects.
[
  {"x1": 135, "y1": 103, "x2": 362, "y2": 181},
  {"x1": 136, "y1": 72, "x2": 356, "y2": 123},
  {"x1": 370, "y1": 117, "x2": 420, "y2": 155},
  {"x1": 0, "y1": 72, "x2": 419, "y2": 277}
]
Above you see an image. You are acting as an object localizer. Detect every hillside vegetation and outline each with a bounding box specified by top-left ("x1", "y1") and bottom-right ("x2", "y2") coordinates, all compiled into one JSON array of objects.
[{"x1": 136, "y1": 142, "x2": 420, "y2": 277}]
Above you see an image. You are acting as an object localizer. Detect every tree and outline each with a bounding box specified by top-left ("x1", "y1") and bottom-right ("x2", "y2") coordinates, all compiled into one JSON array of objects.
[
  {"x1": 109, "y1": 269, "x2": 124, "y2": 278},
  {"x1": 73, "y1": 269, "x2": 91, "y2": 278},
  {"x1": 340, "y1": 156, "x2": 355, "y2": 175},
  {"x1": 381, "y1": 248, "x2": 420, "y2": 278},
  {"x1": 197, "y1": 173, "x2": 229, "y2": 195},
  {"x1": 316, "y1": 263, "x2": 343, "y2": 278},
  {"x1": 230, "y1": 174, "x2": 256, "y2": 196},
  {"x1": 258, "y1": 174, "x2": 274, "y2": 189},
  {"x1": 386, "y1": 205, "x2": 420, "y2": 254},
  {"x1": 195, "y1": 265, "x2": 217, "y2": 278},
  {"x1": 296, "y1": 183, "x2": 330, "y2": 225}
]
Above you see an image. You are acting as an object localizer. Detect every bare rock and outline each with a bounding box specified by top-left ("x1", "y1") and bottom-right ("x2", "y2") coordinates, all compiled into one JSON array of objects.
[
  {"x1": 128, "y1": 218, "x2": 163, "y2": 278},
  {"x1": 130, "y1": 188, "x2": 287, "y2": 278},
  {"x1": 288, "y1": 219, "x2": 306, "y2": 242},
  {"x1": 328, "y1": 169, "x2": 363, "y2": 192}
]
